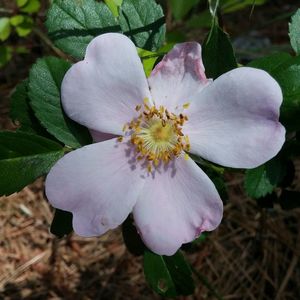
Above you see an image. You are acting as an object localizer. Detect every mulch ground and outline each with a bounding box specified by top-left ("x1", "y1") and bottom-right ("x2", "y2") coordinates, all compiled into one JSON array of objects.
[{"x1": 0, "y1": 174, "x2": 299, "y2": 299}]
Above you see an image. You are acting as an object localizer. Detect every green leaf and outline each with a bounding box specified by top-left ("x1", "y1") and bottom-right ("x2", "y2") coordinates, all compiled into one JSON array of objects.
[
  {"x1": 16, "y1": 0, "x2": 29, "y2": 7},
  {"x1": 50, "y1": 209, "x2": 73, "y2": 237},
  {"x1": 289, "y1": 9, "x2": 300, "y2": 55},
  {"x1": 169, "y1": 0, "x2": 200, "y2": 21},
  {"x1": 245, "y1": 158, "x2": 286, "y2": 199},
  {"x1": 46, "y1": 0, "x2": 119, "y2": 59},
  {"x1": 0, "y1": 46, "x2": 12, "y2": 68},
  {"x1": 10, "y1": 80, "x2": 50, "y2": 136},
  {"x1": 10, "y1": 15, "x2": 24, "y2": 27},
  {"x1": 245, "y1": 165, "x2": 274, "y2": 198},
  {"x1": 104, "y1": 0, "x2": 123, "y2": 17},
  {"x1": 202, "y1": 18, "x2": 237, "y2": 79},
  {"x1": 248, "y1": 52, "x2": 291, "y2": 73},
  {"x1": 20, "y1": 0, "x2": 40, "y2": 13},
  {"x1": 273, "y1": 56, "x2": 300, "y2": 131},
  {"x1": 0, "y1": 131, "x2": 64, "y2": 196},
  {"x1": 248, "y1": 53, "x2": 300, "y2": 131},
  {"x1": 10, "y1": 80, "x2": 40, "y2": 134},
  {"x1": 120, "y1": 0, "x2": 166, "y2": 51},
  {"x1": 28, "y1": 56, "x2": 92, "y2": 148},
  {"x1": 279, "y1": 190, "x2": 300, "y2": 210},
  {"x1": 15, "y1": 46, "x2": 29, "y2": 54},
  {"x1": 220, "y1": 0, "x2": 266, "y2": 14},
  {"x1": 0, "y1": 17, "x2": 11, "y2": 41},
  {"x1": 137, "y1": 47, "x2": 159, "y2": 77},
  {"x1": 144, "y1": 250, "x2": 195, "y2": 297},
  {"x1": 122, "y1": 215, "x2": 145, "y2": 256},
  {"x1": 10, "y1": 15, "x2": 34, "y2": 37},
  {"x1": 11, "y1": 80, "x2": 34, "y2": 132},
  {"x1": 16, "y1": 16, "x2": 34, "y2": 37},
  {"x1": 186, "y1": 10, "x2": 212, "y2": 29}
]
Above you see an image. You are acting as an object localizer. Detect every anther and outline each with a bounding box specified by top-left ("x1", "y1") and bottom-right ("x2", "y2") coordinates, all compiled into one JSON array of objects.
[
  {"x1": 125, "y1": 101, "x2": 190, "y2": 171},
  {"x1": 147, "y1": 163, "x2": 152, "y2": 173},
  {"x1": 183, "y1": 102, "x2": 190, "y2": 109}
]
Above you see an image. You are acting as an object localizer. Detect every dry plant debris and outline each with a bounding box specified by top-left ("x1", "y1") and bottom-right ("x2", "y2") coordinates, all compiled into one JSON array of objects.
[{"x1": 0, "y1": 172, "x2": 299, "y2": 299}]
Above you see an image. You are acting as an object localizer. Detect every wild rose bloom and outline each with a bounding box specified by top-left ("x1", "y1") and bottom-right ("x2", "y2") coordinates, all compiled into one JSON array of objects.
[{"x1": 46, "y1": 33, "x2": 285, "y2": 255}]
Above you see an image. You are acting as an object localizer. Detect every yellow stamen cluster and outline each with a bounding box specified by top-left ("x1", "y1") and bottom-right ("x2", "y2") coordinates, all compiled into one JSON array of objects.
[{"x1": 120, "y1": 98, "x2": 191, "y2": 172}]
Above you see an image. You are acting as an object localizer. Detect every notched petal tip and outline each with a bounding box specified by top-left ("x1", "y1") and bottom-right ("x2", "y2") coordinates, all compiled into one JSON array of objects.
[
  {"x1": 61, "y1": 33, "x2": 151, "y2": 136},
  {"x1": 148, "y1": 41, "x2": 211, "y2": 109},
  {"x1": 133, "y1": 157, "x2": 223, "y2": 256},
  {"x1": 45, "y1": 139, "x2": 145, "y2": 238},
  {"x1": 72, "y1": 211, "x2": 120, "y2": 237},
  {"x1": 152, "y1": 42, "x2": 207, "y2": 82},
  {"x1": 84, "y1": 33, "x2": 138, "y2": 61}
]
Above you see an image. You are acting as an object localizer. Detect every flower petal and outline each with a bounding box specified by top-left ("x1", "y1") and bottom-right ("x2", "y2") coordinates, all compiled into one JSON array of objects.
[
  {"x1": 148, "y1": 42, "x2": 210, "y2": 111},
  {"x1": 185, "y1": 67, "x2": 286, "y2": 168},
  {"x1": 45, "y1": 138, "x2": 145, "y2": 236},
  {"x1": 62, "y1": 33, "x2": 151, "y2": 136},
  {"x1": 133, "y1": 157, "x2": 223, "y2": 255}
]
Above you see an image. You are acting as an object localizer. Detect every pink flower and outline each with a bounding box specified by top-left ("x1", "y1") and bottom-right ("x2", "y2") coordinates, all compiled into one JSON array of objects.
[{"x1": 45, "y1": 33, "x2": 285, "y2": 255}]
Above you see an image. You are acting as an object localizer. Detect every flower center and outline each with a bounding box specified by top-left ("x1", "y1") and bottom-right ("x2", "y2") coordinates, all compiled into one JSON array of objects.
[
  {"x1": 150, "y1": 120, "x2": 174, "y2": 142},
  {"x1": 120, "y1": 98, "x2": 190, "y2": 172}
]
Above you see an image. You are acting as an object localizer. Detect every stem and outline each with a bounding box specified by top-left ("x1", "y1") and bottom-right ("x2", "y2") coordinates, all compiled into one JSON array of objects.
[
  {"x1": 32, "y1": 27, "x2": 70, "y2": 61},
  {"x1": 0, "y1": 8, "x2": 14, "y2": 14},
  {"x1": 189, "y1": 153, "x2": 224, "y2": 174}
]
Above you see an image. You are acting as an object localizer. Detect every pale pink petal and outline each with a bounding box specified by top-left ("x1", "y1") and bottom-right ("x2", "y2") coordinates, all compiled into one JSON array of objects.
[
  {"x1": 45, "y1": 138, "x2": 146, "y2": 236},
  {"x1": 148, "y1": 42, "x2": 210, "y2": 111},
  {"x1": 184, "y1": 67, "x2": 285, "y2": 168},
  {"x1": 133, "y1": 156, "x2": 223, "y2": 256},
  {"x1": 62, "y1": 33, "x2": 152, "y2": 136}
]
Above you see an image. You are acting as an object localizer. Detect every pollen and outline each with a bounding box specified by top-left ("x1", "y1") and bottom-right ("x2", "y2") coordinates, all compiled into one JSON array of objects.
[
  {"x1": 122, "y1": 124, "x2": 128, "y2": 132},
  {"x1": 183, "y1": 102, "x2": 190, "y2": 109},
  {"x1": 123, "y1": 99, "x2": 191, "y2": 172}
]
